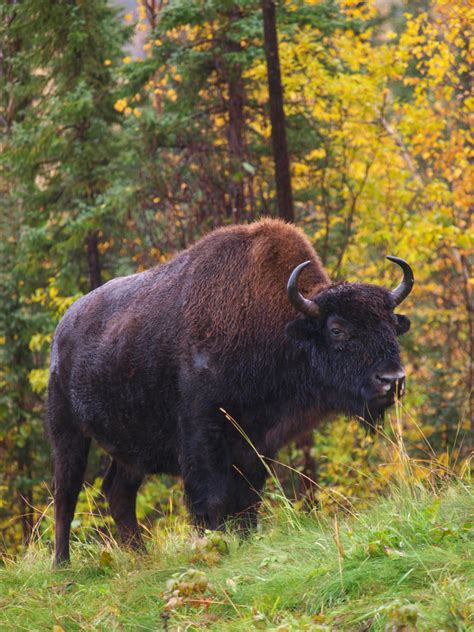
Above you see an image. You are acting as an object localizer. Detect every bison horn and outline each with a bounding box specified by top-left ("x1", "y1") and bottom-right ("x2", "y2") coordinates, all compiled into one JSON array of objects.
[
  {"x1": 386, "y1": 256, "x2": 415, "y2": 306},
  {"x1": 287, "y1": 261, "x2": 320, "y2": 318}
]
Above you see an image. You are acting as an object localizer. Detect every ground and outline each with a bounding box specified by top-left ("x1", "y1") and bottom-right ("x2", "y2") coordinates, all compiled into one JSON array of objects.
[{"x1": 0, "y1": 482, "x2": 472, "y2": 631}]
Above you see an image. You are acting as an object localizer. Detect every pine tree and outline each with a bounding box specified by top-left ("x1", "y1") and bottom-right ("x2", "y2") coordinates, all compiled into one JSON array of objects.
[{"x1": 0, "y1": 0, "x2": 130, "y2": 546}]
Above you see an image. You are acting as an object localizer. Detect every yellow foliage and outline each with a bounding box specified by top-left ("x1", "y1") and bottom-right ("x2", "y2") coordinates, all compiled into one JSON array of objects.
[
  {"x1": 29, "y1": 333, "x2": 52, "y2": 352},
  {"x1": 114, "y1": 98, "x2": 128, "y2": 113},
  {"x1": 28, "y1": 368, "x2": 49, "y2": 393},
  {"x1": 95, "y1": 0, "x2": 471, "y2": 514}
]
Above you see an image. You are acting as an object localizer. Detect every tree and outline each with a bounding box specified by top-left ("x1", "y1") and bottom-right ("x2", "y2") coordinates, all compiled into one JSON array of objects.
[
  {"x1": 0, "y1": 0, "x2": 129, "y2": 547},
  {"x1": 1, "y1": 0, "x2": 471, "y2": 551},
  {"x1": 262, "y1": 0, "x2": 294, "y2": 221},
  {"x1": 116, "y1": 0, "x2": 263, "y2": 246}
]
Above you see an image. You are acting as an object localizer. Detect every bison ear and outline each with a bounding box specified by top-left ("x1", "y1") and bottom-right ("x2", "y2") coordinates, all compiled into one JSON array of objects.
[
  {"x1": 395, "y1": 314, "x2": 411, "y2": 336},
  {"x1": 286, "y1": 317, "x2": 318, "y2": 341}
]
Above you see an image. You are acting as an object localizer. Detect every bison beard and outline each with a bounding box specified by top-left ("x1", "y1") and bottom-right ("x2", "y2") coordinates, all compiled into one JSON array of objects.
[{"x1": 45, "y1": 219, "x2": 413, "y2": 564}]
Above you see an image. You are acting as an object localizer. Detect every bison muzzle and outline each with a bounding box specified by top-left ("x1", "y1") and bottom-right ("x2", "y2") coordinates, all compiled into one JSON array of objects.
[{"x1": 45, "y1": 219, "x2": 414, "y2": 564}]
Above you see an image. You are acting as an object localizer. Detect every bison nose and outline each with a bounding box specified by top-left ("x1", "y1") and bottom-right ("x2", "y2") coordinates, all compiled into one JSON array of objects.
[{"x1": 373, "y1": 369, "x2": 406, "y2": 395}]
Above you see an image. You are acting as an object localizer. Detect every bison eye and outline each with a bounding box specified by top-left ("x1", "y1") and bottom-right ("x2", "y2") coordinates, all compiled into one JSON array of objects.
[{"x1": 327, "y1": 317, "x2": 349, "y2": 341}]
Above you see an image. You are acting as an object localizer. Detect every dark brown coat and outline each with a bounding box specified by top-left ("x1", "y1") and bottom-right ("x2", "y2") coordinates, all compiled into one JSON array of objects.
[{"x1": 46, "y1": 219, "x2": 412, "y2": 564}]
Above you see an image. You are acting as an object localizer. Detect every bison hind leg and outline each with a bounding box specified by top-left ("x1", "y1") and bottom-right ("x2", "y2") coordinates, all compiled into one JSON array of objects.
[
  {"x1": 52, "y1": 433, "x2": 91, "y2": 566},
  {"x1": 102, "y1": 460, "x2": 145, "y2": 551},
  {"x1": 47, "y1": 382, "x2": 91, "y2": 566}
]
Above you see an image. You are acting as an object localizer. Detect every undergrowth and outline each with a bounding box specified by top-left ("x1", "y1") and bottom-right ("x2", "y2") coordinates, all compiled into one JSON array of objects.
[
  {"x1": 0, "y1": 478, "x2": 472, "y2": 631},
  {"x1": 1, "y1": 412, "x2": 472, "y2": 630}
]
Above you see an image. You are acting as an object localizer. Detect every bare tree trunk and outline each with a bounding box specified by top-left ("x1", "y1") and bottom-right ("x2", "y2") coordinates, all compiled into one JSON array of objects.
[
  {"x1": 86, "y1": 231, "x2": 102, "y2": 290},
  {"x1": 453, "y1": 249, "x2": 474, "y2": 438},
  {"x1": 222, "y1": 8, "x2": 247, "y2": 223},
  {"x1": 227, "y1": 62, "x2": 246, "y2": 222},
  {"x1": 262, "y1": 0, "x2": 294, "y2": 222}
]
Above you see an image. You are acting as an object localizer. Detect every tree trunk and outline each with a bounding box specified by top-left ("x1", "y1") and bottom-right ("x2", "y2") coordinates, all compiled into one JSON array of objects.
[
  {"x1": 86, "y1": 231, "x2": 102, "y2": 290},
  {"x1": 224, "y1": 8, "x2": 247, "y2": 222},
  {"x1": 262, "y1": 0, "x2": 294, "y2": 222},
  {"x1": 227, "y1": 64, "x2": 246, "y2": 222}
]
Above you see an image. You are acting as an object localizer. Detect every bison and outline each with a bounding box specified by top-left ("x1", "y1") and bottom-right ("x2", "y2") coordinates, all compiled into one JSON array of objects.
[{"x1": 46, "y1": 219, "x2": 414, "y2": 564}]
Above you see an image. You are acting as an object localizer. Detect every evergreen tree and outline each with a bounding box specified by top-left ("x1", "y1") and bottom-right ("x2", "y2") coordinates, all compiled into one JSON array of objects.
[{"x1": 0, "y1": 0, "x2": 130, "y2": 546}]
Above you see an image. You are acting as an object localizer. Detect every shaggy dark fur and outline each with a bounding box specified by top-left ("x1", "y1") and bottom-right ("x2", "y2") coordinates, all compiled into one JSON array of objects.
[{"x1": 45, "y1": 219, "x2": 412, "y2": 564}]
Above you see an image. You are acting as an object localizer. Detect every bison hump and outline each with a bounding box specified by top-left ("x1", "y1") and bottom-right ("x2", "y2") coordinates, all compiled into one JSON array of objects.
[{"x1": 180, "y1": 219, "x2": 328, "y2": 351}]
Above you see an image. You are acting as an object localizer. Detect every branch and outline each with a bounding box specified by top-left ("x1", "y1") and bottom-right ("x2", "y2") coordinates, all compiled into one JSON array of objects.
[{"x1": 380, "y1": 116, "x2": 425, "y2": 186}]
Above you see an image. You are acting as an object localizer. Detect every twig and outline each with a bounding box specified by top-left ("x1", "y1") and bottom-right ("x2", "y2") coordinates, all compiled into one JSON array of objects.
[{"x1": 380, "y1": 116, "x2": 425, "y2": 186}]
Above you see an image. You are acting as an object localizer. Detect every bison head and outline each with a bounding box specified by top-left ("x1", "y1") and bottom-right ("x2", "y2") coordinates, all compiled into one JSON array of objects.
[{"x1": 286, "y1": 257, "x2": 414, "y2": 429}]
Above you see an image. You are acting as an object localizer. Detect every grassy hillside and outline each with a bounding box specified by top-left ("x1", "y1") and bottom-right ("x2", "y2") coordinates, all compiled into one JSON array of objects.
[{"x1": 0, "y1": 481, "x2": 472, "y2": 631}]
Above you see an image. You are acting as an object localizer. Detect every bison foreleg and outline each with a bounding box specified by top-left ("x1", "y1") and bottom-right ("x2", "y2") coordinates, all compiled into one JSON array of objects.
[
  {"x1": 102, "y1": 460, "x2": 144, "y2": 550},
  {"x1": 179, "y1": 408, "x2": 231, "y2": 531}
]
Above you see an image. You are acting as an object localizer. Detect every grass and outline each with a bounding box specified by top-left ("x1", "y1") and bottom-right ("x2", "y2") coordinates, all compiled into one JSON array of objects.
[{"x1": 0, "y1": 479, "x2": 472, "y2": 631}]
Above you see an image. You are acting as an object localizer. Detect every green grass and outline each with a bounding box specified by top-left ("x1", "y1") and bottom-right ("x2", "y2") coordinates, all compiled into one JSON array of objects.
[{"x1": 0, "y1": 481, "x2": 473, "y2": 631}]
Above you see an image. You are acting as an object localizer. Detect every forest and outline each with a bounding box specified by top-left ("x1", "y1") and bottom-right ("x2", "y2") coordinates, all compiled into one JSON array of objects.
[{"x1": 0, "y1": 0, "x2": 472, "y2": 628}]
